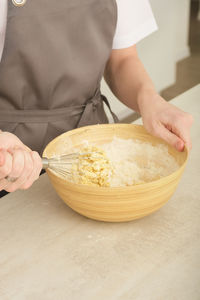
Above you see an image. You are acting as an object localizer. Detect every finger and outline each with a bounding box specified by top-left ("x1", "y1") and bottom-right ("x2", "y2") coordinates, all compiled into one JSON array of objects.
[
  {"x1": 166, "y1": 111, "x2": 193, "y2": 151},
  {"x1": 171, "y1": 122, "x2": 192, "y2": 151},
  {"x1": 177, "y1": 129, "x2": 192, "y2": 151},
  {"x1": 154, "y1": 123, "x2": 185, "y2": 152},
  {"x1": 0, "y1": 149, "x2": 6, "y2": 166},
  {"x1": 7, "y1": 148, "x2": 25, "y2": 178},
  {"x1": 20, "y1": 151, "x2": 42, "y2": 190},
  {"x1": 0, "y1": 150, "x2": 13, "y2": 191},
  {"x1": 5, "y1": 151, "x2": 34, "y2": 193},
  {"x1": 0, "y1": 150, "x2": 12, "y2": 179}
]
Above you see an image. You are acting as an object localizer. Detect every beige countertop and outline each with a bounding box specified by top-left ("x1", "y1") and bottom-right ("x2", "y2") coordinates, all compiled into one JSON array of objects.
[{"x1": 0, "y1": 85, "x2": 200, "y2": 300}]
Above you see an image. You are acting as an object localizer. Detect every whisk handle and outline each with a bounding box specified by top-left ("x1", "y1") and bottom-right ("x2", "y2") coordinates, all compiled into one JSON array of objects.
[{"x1": 42, "y1": 157, "x2": 49, "y2": 169}]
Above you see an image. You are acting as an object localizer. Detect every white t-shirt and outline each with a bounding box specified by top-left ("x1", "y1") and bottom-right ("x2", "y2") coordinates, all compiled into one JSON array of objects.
[{"x1": 0, "y1": 0, "x2": 157, "y2": 61}]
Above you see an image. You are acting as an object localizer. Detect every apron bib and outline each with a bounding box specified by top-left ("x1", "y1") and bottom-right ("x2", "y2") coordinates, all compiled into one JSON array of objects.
[{"x1": 0, "y1": 0, "x2": 118, "y2": 154}]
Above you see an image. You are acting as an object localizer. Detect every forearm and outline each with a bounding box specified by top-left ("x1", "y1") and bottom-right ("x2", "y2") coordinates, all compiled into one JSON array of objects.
[
  {"x1": 104, "y1": 46, "x2": 157, "y2": 114},
  {"x1": 104, "y1": 46, "x2": 193, "y2": 152}
]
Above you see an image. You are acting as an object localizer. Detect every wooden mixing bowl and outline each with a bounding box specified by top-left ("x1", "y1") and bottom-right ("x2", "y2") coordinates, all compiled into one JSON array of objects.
[{"x1": 43, "y1": 124, "x2": 188, "y2": 222}]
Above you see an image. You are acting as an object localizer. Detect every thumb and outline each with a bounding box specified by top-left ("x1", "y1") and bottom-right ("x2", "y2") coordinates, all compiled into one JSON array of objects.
[{"x1": 155, "y1": 125, "x2": 185, "y2": 152}]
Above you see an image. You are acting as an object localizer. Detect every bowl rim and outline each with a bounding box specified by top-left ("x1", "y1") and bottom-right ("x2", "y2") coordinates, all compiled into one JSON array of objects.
[{"x1": 43, "y1": 123, "x2": 189, "y2": 191}]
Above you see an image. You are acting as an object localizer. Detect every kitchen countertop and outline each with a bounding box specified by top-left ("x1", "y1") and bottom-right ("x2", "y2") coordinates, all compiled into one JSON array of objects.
[{"x1": 0, "y1": 85, "x2": 200, "y2": 300}]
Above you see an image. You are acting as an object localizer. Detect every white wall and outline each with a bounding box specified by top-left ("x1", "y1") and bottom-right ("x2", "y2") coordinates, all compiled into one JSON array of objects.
[{"x1": 102, "y1": 0, "x2": 191, "y2": 122}]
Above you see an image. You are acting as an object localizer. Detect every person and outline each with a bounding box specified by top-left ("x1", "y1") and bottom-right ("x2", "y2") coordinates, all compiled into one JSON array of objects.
[{"x1": 0, "y1": 0, "x2": 193, "y2": 194}]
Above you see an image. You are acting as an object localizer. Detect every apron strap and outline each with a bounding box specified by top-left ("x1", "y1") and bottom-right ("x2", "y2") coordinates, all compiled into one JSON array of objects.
[
  {"x1": 0, "y1": 105, "x2": 85, "y2": 123},
  {"x1": 101, "y1": 95, "x2": 119, "y2": 123},
  {"x1": 0, "y1": 94, "x2": 118, "y2": 125}
]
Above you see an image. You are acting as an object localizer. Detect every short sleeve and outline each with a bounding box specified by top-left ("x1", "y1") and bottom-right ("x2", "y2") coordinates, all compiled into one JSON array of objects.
[{"x1": 112, "y1": 0, "x2": 158, "y2": 49}]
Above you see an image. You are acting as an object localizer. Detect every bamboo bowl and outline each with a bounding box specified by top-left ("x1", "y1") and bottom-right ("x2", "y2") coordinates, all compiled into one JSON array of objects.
[{"x1": 43, "y1": 124, "x2": 188, "y2": 222}]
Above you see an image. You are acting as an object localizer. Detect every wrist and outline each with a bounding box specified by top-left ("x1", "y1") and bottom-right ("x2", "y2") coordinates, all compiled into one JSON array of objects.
[{"x1": 137, "y1": 88, "x2": 164, "y2": 115}]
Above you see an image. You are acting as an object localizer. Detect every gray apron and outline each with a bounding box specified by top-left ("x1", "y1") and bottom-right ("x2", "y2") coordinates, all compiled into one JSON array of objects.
[{"x1": 0, "y1": 0, "x2": 118, "y2": 154}]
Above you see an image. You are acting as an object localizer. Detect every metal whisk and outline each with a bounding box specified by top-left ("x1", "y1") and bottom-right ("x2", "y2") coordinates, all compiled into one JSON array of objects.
[
  {"x1": 42, "y1": 151, "x2": 102, "y2": 178},
  {"x1": 42, "y1": 153, "x2": 81, "y2": 177}
]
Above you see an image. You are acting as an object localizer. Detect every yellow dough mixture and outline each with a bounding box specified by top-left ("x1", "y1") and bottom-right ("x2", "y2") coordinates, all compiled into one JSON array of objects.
[{"x1": 71, "y1": 146, "x2": 113, "y2": 187}]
